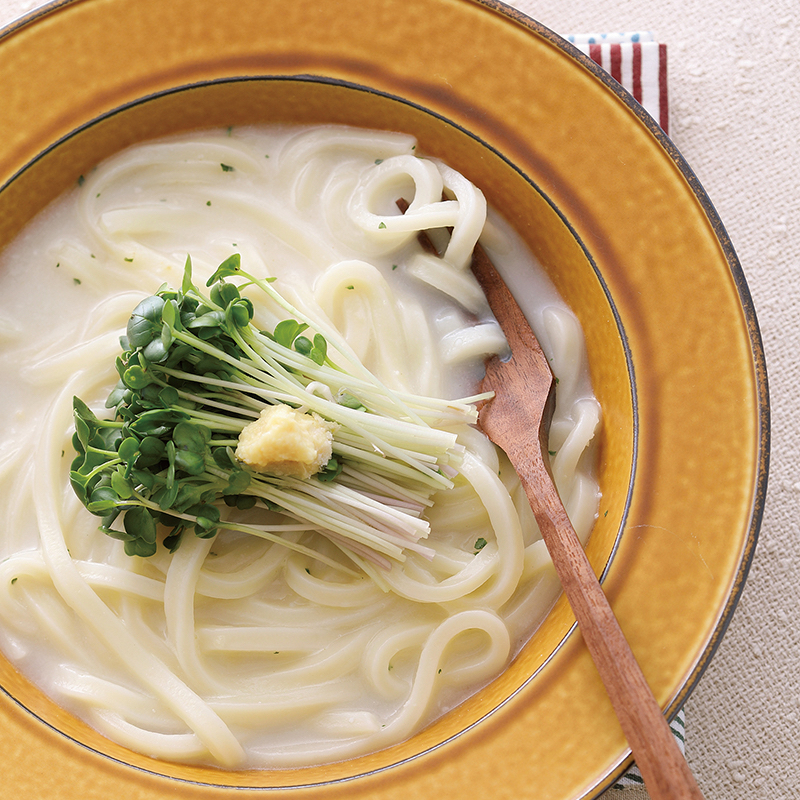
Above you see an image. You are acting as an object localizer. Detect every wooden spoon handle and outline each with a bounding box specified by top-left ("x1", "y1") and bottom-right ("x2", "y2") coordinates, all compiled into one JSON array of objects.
[
  {"x1": 520, "y1": 468, "x2": 705, "y2": 800},
  {"x1": 471, "y1": 243, "x2": 703, "y2": 798}
]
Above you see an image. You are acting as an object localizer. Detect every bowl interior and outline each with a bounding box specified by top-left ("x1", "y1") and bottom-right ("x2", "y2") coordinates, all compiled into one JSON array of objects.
[{"x1": 0, "y1": 75, "x2": 635, "y2": 788}]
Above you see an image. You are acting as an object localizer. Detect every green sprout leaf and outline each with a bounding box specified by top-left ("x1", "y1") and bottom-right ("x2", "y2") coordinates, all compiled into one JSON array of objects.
[
  {"x1": 293, "y1": 333, "x2": 328, "y2": 365},
  {"x1": 272, "y1": 319, "x2": 308, "y2": 348},
  {"x1": 181, "y1": 254, "x2": 196, "y2": 295},
  {"x1": 316, "y1": 456, "x2": 343, "y2": 483},
  {"x1": 337, "y1": 391, "x2": 366, "y2": 411},
  {"x1": 210, "y1": 281, "x2": 240, "y2": 308},
  {"x1": 127, "y1": 296, "x2": 166, "y2": 349},
  {"x1": 172, "y1": 421, "x2": 211, "y2": 476},
  {"x1": 206, "y1": 252, "x2": 241, "y2": 285}
]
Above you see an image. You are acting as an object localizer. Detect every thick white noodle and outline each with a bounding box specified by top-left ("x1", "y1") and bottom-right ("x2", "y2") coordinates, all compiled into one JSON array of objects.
[{"x1": 0, "y1": 125, "x2": 600, "y2": 768}]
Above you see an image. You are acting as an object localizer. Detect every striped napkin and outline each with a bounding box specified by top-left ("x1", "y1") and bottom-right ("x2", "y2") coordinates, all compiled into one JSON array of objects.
[
  {"x1": 563, "y1": 31, "x2": 679, "y2": 796},
  {"x1": 566, "y1": 31, "x2": 669, "y2": 134}
]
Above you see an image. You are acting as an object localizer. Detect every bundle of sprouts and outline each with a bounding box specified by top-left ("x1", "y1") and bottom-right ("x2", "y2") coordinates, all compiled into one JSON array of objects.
[{"x1": 70, "y1": 254, "x2": 490, "y2": 578}]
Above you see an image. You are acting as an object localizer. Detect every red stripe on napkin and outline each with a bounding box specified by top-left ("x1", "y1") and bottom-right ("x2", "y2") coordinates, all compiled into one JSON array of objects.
[
  {"x1": 610, "y1": 43, "x2": 622, "y2": 83},
  {"x1": 632, "y1": 44, "x2": 643, "y2": 103},
  {"x1": 659, "y1": 42, "x2": 669, "y2": 132}
]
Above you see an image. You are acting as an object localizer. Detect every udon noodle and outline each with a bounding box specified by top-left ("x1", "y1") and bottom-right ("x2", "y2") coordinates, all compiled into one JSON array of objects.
[{"x1": 0, "y1": 126, "x2": 600, "y2": 768}]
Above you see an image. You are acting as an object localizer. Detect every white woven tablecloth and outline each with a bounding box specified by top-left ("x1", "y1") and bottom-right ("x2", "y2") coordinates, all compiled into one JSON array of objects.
[{"x1": 1, "y1": 1, "x2": 798, "y2": 798}]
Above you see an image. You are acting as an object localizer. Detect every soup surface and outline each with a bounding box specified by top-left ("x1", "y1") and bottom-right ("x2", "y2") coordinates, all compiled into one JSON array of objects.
[{"x1": 0, "y1": 126, "x2": 600, "y2": 768}]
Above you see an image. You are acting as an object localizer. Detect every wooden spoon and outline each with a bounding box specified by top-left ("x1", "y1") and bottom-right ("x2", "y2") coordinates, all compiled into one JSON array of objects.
[{"x1": 471, "y1": 245, "x2": 704, "y2": 800}]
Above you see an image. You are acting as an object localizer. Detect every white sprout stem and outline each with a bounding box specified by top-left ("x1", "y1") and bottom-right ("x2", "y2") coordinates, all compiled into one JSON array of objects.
[
  {"x1": 243, "y1": 481, "x2": 410, "y2": 560},
  {"x1": 331, "y1": 441, "x2": 453, "y2": 491},
  {"x1": 128, "y1": 492, "x2": 357, "y2": 575},
  {"x1": 337, "y1": 464, "x2": 435, "y2": 508}
]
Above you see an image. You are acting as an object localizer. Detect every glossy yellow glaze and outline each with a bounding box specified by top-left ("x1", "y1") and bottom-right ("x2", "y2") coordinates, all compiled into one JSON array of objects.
[{"x1": 0, "y1": 1, "x2": 766, "y2": 798}]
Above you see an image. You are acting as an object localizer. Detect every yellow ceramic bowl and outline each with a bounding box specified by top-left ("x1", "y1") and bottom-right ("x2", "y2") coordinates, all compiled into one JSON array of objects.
[{"x1": 0, "y1": 1, "x2": 768, "y2": 799}]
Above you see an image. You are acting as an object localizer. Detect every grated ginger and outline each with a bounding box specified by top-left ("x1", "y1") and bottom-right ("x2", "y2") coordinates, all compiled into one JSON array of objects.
[{"x1": 235, "y1": 404, "x2": 336, "y2": 479}]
